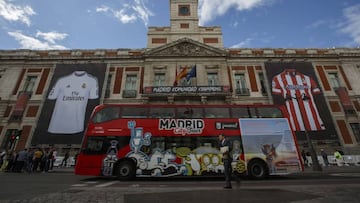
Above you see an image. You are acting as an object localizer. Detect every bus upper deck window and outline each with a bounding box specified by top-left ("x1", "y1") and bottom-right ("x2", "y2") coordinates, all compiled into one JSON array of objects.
[
  {"x1": 205, "y1": 108, "x2": 229, "y2": 118},
  {"x1": 92, "y1": 107, "x2": 120, "y2": 123},
  {"x1": 122, "y1": 107, "x2": 147, "y2": 118},
  {"x1": 258, "y1": 107, "x2": 282, "y2": 118},
  {"x1": 149, "y1": 108, "x2": 175, "y2": 118}
]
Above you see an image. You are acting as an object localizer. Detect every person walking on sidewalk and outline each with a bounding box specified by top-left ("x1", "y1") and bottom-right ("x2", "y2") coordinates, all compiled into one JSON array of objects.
[
  {"x1": 61, "y1": 151, "x2": 70, "y2": 167},
  {"x1": 218, "y1": 133, "x2": 232, "y2": 189},
  {"x1": 320, "y1": 149, "x2": 329, "y2": 167},
  {"x1": 334, "y1": 149, "x2": 343, "y2": 166}
]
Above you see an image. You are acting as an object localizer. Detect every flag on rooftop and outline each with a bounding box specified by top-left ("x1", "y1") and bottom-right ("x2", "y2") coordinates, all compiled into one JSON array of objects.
[{"x1": 186, "y1": 65, "x2": 196, "y2": 81}]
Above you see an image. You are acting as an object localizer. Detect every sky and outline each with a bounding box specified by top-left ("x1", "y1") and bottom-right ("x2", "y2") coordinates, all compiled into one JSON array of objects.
[{"x1": 0, "y1": 0, "x2": 360, "y2": 50}]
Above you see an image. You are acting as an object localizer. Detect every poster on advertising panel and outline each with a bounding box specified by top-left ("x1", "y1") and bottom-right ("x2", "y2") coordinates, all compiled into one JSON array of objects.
[
  {"x1": 264, "y1": 62, "x2": 338, "y2": 141},
  {"x1": 32, "y1": 63, "x2": 106, "y2": 145},
  {"x1": 239, "y1": 118, "x2": 301, "y2": 174}
]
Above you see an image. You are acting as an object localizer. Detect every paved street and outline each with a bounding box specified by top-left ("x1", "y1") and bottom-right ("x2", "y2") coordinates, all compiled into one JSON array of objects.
[{"x1": 0, "y1": 166, "x2": 359, "y2": 203}]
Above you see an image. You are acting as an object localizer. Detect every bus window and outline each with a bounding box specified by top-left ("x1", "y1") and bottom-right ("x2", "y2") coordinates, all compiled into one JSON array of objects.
[
  {"x1": 257, "y1": 107, "x2": 283, "y2": 118},
  {"x1": 176, "y1": 107, "x2": 203, "y2": 118},
  {"x1": 83, "y1": 136, "x2": 130, "y2": 155},
  {"x1": 195, "y1": 137, "x2": 218, "y2": 149},
  {"x1": 231, "y1": 107, "x2": 249, "y2": 118},
  {"x1": 149, "y1": 107, "x2": 175, "y2": 118},
  {"x1": 122, "y1": 107, "x2": 148, "y2": 118},
  {"x1": 204, "y1": 107, "x2": 230, "y2": 118},
  {"x1": 92, "y1": 106, "x2": 121, "y2": 123}
]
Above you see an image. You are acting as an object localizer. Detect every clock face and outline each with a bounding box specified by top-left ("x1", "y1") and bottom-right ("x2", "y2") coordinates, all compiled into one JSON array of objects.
[{"x1": 179, "y1": 6, "x2": 189, "y2": 15}]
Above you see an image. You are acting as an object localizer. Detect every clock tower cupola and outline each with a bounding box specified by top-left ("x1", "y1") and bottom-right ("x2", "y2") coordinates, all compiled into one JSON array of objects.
[{"x1": 147, "y1": 0, "x2": 223, "y2": 48}]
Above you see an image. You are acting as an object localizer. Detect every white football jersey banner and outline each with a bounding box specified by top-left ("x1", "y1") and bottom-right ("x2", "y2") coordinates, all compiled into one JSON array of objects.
[
  {"x1": 272, "y1": 69, "x2": 325, "y2": 132},
  {"x1": 47, "y1": 71, "x2": 99, "y2": 134}
]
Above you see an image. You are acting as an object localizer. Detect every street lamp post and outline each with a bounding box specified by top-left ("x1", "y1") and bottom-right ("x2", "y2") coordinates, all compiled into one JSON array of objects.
[{"x1": 304, "y1": 130, "x2": 322, "y2": 171}]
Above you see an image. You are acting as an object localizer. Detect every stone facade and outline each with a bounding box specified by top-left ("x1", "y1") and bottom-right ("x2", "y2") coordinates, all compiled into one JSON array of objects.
[{"x1": 0, "y1": 0, "x2": 360, "y2": 154}]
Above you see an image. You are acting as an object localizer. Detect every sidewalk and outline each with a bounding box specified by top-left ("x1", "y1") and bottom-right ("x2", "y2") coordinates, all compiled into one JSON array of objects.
[
  {"x1": 53, "y1": 165, "x2": 360, "y2": 175},
  {"x1": 52, "y1": 166, "x2": 75, "y2": 173},
  {"x1": 301, "y1": 165, "x2": 360, "y2": 174}
]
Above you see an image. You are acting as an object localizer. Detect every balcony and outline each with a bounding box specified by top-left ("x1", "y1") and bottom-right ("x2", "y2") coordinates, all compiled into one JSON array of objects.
[
  {"x1": 122, "y1": 90, "x2": 137, "y2": 98},
  {"x1": 9, "y1": 91, "x2": 32, "y2": 122},
  {"x1": 235, "y1": 88, "x2": 250, "y2": 96}
]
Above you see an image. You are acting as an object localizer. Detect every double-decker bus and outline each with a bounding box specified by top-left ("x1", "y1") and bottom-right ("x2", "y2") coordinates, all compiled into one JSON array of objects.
[{"x1": 75, "y1": 104, "x2": 303, "y2": 180}]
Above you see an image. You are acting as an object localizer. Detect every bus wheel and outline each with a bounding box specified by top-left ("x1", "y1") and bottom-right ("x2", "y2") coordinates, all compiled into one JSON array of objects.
[
  {"x1": 116, "y1": 160, "x2": 136, "y2": 180},
  {"x1": 247, "y1": 160, "x2": 269, "y2": 180}
]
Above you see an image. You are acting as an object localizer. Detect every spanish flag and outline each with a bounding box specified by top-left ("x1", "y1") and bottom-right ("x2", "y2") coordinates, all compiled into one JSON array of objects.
[{"x1": 173, "y1": 66, "x2": 188, "y2": 86}]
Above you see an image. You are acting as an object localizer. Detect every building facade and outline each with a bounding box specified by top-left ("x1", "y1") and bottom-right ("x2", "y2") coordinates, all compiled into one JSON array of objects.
[{"x1": 1, "y1": 0, "x2": 360, "y2": 155}]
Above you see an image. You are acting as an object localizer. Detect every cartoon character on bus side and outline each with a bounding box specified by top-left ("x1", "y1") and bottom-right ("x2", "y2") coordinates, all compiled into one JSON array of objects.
[{"x1": 102, "y1": 140, "x2": 119, "y2": 176}]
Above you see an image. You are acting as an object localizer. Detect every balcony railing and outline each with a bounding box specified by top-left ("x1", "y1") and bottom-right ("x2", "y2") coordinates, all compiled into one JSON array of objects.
[
  {"x1": 235, "y1": 88, "x2": 250, "y2": 96},
  {"x1": 122, "y1": 90, "x2": 137, "y2": 98}
]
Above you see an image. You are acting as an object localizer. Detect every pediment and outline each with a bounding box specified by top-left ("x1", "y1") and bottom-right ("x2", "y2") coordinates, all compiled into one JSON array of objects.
[{"x1": 144, "y1": 38, "x2": 227, "y2": 57}]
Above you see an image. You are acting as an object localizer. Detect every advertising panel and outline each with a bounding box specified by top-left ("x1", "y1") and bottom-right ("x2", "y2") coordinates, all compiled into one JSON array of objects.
[
  {"x1": 265, "y1": 62, "x2": 338, "y2": 141},
  {"x1": 32, "y1": 63, "x2": 106, "y2": 145},
  {"x1": 240, "y1": 118, "x2": 301, "y2": 174}
]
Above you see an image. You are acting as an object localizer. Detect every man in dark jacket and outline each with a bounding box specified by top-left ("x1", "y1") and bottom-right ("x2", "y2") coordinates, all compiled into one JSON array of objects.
[{"x1": 219, "y1": 134, "x2": 232, "y2": 189}]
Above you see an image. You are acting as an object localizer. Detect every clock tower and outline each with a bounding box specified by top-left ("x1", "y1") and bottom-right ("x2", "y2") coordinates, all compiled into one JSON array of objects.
[
  {"x1": 147, "y1": 0, "x2": 223, "y2": 48},
  {"x1": 170, "y1": 0, "x2": 199, "y2": 32}
]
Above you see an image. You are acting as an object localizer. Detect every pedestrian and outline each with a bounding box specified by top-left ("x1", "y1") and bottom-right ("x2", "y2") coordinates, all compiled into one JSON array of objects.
[
  {"x1": 32, "y1": 148, "x2": 43, "y2": 172},
  {"x1": 61, "y1": 150, "x2": 70, "y2": 167},
  {"x1": 46, "y1": 148, "x2": 55, "y2": 172},
  {"x1": 320, "y1": 149, "x2": 329, "y2": 167},
  {"x1": 14, "y1": 148, "x2": 28, "y2": 172},
  {"x1": 334, "y1": 149, "x2": 343, "y2": 166},
  {"x1": 0, "y1": 150, "x2": 8, "y2": 171},
  {"x1": 0, "y1": 149, "x2": 5, "y2": 166},
  {"x1": 218, "y1": 133, "x2": 232, "y2": 189},
  {"x1": 41, "y1": 149, "x2": 49, "y2": 172},
  {"x1": 5, "y1": 151, "x2": 17, "y2": 172},
  {"x1": 301, "y1": 150, "x2": 308, "y2": 167}
]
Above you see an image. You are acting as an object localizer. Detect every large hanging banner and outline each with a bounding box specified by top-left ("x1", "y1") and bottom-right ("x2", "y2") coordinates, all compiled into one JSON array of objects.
[
  {"x1": 32, "y1": 63, "x2": 106, "y2": 145},
  {"x1": 265, "y1": 62, "x2": 338, "y2": 141}
]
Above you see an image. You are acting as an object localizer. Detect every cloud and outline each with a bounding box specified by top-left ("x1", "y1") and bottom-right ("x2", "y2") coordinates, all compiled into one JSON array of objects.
[
  {"x1": 8, "y1": 31, "x2": 67, "y2": 50},
  {"x1": 199, "y1": 0, "x2": 265, "y2": 25},
  {"x1": 306, "y1": 20, "x2": 327, "y2": 29},
  {"x1": 0, "y1": 0, "x2": 36, "y2": 26},
  {"x1": 96, "y1": 5, "x2": 110, "y2": 13},
  {"x1": 230, "y1": 38, "x2": 253, "y2": 48},
  {"x1": 341, "y1": 4, "x2": 360, "y2": 45},
  {"x1": 36, "y1": 31, "x2": 68, "y2": 44},
  {"x1": 114, "y1": 8, "x2": 137, "y2": 24},
  {"x1": 96, "y1": 0, "x2": 153, "y2": 26}
]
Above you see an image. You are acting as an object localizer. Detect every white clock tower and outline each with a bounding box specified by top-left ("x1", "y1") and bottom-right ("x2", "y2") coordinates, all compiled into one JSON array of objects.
[{"x1": 147, "y1": 0, "x2": 223, "y2": 48}]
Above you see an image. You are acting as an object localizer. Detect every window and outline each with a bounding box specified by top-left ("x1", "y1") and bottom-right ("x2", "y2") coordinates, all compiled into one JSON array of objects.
[
  {"x1": 178, "y1": 5, "x2": 190, "y2": 16},
  {"x1": 235, "y1": 74, "x2": 247, "y2": 89},
  {"x1": 121, "y1": 107, "x2": 147, "y2": 118},
  {"x1": 22, "y1": 76, "x2": 37, "y2": 92},
  {"x1": 176, "y1": 107, "x2": 203, "y2": 118},
  {"x1": 231, "y1": 107, "x2": 250, "y2": 118},
  {"x1": 350, "y1": 123, "x2": 360, "y2": 142},
  {"x1": 257, "y1": 107, "x2": 283, "y2": 118},
  {"x1": 125, "y1": 75, "x2": 137, "y2": 90},
  {"x1": 154, "y1": 73, "x2": 165, "y2": 86},
  {"x1": 258, "y1": 73, "x2": 267, "y2": 95},
  {"x1": 92, "y1": 106, "x2": 121, "y2": 123},
  {"x1": 235, "y1": 74, "x2": 249, "y2": 95},
  {"x1": 105, "y1": 74, "x2": 112, "y2": 98},
  {"x1": 149, "y1": 107, "x2": 175, "y2": 118},
  {"x1": 207, "y1": 73, "x2": 219, "y2": 86},
  {"x1": 204, "y1": 107, "x2": 230, "y2": 118},
  {"x1": 84, "y1": 136, "x2": 130, "y2": 155},
  {"x1": 328, "y1": 73, "x2": 341, "y2": 88}
]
